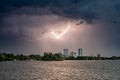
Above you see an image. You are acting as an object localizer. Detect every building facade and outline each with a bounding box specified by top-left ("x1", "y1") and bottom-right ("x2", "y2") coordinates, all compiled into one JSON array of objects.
[
  {"x1": 78, "y1": 48, "x2": 83, "y2": 57},
  {"x1": 63, "y1": 49, "x2": 69, "y2": 58}
]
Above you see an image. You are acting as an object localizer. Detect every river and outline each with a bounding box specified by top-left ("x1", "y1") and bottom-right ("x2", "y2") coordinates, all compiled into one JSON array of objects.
[{"x1": 0, "y1": 60, "x2": 120, "y2": 80}]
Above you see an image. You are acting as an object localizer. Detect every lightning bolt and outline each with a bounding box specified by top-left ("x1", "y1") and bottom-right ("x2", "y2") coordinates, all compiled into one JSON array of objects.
[{"x1": 51, "y1": 23, "x2": 70, "y2": 39}]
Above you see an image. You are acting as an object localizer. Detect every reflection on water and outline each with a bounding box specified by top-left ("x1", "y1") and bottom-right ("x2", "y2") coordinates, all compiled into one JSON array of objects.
[{"x1": 0, "y1": 60, "x2": 120, "y2": 80}]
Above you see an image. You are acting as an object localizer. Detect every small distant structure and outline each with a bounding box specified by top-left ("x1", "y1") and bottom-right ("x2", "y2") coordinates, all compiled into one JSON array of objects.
[
  {"x1": 63, "y1": 49, "x2": 69, "y2": 58},
  {"x1": 78, "y1": 48, "x2": 83, "y2": 57},
  {"x1": 70, "y1": 52, "x2": 77, "y2": 58},
  {"x1": 44, "y1": 52, "x2": 52, "y2": 56}
]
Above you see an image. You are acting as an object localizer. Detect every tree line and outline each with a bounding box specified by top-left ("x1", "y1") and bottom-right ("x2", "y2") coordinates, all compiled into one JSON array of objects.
[
  {"x1": 0, "y1": 53, "x2": 120, "y2": 61},
  {"x1": 0, "y1": 52, "x2": 63, "y2": 61}
]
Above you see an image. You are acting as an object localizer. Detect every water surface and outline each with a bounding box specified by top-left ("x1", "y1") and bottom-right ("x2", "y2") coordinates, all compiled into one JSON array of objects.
[{"x1": 0, "y1": 60, "x2": 120, "y2": 80}]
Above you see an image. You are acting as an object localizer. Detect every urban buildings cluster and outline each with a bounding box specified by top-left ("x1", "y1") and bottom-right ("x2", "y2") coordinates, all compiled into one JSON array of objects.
[
  {"x1": 63, "y1": 48, "x2": 83, "y2": 58},
  {"x1": 44, "y1": 48, "x2": 83, "y2": 58}
]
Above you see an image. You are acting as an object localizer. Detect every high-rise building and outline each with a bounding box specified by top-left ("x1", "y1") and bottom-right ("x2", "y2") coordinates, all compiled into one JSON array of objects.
[
  {"x1": 64, "y1": 49, "x2": 69, "y2": 57},
  {"x1": 78, "y1": 48, "x2": 83, "y2": 57}
]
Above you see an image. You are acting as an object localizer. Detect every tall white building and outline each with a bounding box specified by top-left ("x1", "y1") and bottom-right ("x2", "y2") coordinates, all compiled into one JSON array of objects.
[
  {"x1": 78, "y1": 48, "x2": 83, "y2": 57},
  {"x1": 64, "y1": 49, "x2": 69, "y2": 58}
]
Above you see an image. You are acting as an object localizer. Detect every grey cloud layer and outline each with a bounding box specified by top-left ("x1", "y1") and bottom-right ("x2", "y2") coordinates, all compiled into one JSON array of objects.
[
  {"x1": 0, "y1": 0, "x2": 120, "y2": 56},
  {"x1": 0, "y1": 0, "x2": 119, "y2": 21}
]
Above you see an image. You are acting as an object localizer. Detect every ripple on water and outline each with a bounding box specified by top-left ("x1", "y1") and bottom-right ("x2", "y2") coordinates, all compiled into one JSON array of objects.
[{"x1": 0, "y1": 60, "x2": 120, "y2": 80}]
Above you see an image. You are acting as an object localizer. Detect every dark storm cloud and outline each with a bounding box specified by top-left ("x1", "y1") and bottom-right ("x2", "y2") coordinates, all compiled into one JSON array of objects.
[
  {"x1": 1, "y1": 0, "x2": 120, "y2": 34},
  {"x1": 0, "y1": 0, "x2": 120, "y2": 22},
  {"x1": 0, "y1": 0, "x2": 120, "y2": 24},
  {"x1": 0, "y1": 0, "x2": 120, "y2": 55},
  {"x1": 0, "y1": 0, "x2": 96, "y2": 22}
]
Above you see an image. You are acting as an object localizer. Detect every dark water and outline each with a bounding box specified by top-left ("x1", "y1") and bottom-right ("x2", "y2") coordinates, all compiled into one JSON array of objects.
[{"x1": 0, "y1": 60, "x2": 120, "y2": 80}]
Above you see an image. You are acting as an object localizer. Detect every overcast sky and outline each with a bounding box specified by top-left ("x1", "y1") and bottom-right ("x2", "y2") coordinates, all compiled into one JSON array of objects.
[{"x1": 0, "y1": 0, "x2": 120, "y2": 56}]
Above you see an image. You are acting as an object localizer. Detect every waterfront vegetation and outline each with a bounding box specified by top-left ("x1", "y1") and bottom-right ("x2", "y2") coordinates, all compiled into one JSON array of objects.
[
  {"x1": 0, "y1": 53, "x2": 63, "y2": 61},
  {"x1": 0, "y1": 53, "x2": 120, "y2": 61}
]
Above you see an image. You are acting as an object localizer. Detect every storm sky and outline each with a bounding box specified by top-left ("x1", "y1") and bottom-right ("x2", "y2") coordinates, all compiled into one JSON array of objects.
[{"x1": 0, "y1": 0, "x2": 120, "y2": 56}]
